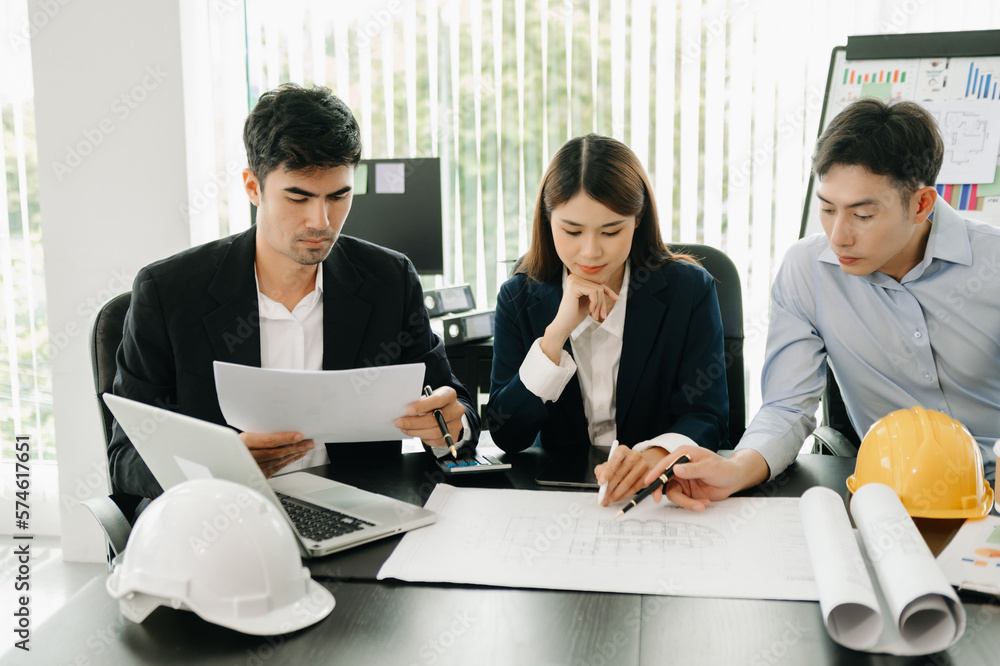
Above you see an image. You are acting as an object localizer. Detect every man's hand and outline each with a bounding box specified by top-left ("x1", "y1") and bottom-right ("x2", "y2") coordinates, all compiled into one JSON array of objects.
[
  {"x1": 395, "y1": 386, "x2": 464, "y2": 447},
  {"x1": 644, "y1": 446, "x2": 771, "y2": 511},
  {"x1": 594, "y1": 445, "x2": 667, "y2": 506},
  {"x1": 239, "y1": 431, "x2": 315, "y2": 478}
]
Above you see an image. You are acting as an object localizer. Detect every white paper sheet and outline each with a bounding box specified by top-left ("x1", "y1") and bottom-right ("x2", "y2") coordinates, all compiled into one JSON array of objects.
[
  {"x1": 213, "y1": 361, "x2": 424, "y2": 443},
  {"x1": 375, "y1": 162, "x2": 405, "y2": 193},
  {"x1": 921, "y1": 100, "x2": 1000, "y2": 184},
  {"x1": 801, "y1": 485, "x2": 966, "y2": 656},
  {"x1": 936, "y1": 515, "x2": 1000, "y2": 597},
  {"x1": 378, "y1": 485, "x2": 819, "y2": 601}
]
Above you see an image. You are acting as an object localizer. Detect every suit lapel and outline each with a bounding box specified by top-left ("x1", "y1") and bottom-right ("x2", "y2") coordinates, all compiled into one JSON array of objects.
[
  {"x1": 321, "y1": 242, "x2": 372, "y2": 370},
  {"x1": 204, "y1": 228, "x2": 262, "y2": 368},
  {"x1": 617, "y1": 264, "x2": 669, "y2": 427},
  {"x1": 526, "y1": 281, "x2": 564, "y2": 350}
]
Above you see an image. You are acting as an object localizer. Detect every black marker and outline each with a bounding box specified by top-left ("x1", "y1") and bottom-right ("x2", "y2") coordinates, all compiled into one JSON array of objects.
[
  {"x1": 615, "y1": 454, "x2": 691, "y2": 519},
  {"x1": 423, "y1": 385, "x2": 458, "y2": 459}
]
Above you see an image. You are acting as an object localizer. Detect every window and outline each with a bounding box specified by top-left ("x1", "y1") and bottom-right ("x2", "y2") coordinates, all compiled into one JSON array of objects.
[{"x1": 1, "y1": 0, "x2": 51, "y2": 463}]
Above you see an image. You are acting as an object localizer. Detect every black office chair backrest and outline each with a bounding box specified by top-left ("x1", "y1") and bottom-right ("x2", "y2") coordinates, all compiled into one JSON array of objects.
[
  {"x1": 670, "y1": 244, "x2": 746, "y2": 446},
  {"x1": 821, "y1": 365, "x2": 861, "y2": 448},
  {"x1": 89, "y1": 291, "x2": 143, "y2": 521},
  {"x1": 91, "y1": 292, "x2": 131, "y2": 443}
]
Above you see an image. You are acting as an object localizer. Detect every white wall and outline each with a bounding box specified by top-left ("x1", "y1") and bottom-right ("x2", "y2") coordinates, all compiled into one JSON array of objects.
[{"x1": 30, "y1": 0, "x2": 192, "y2": 560}]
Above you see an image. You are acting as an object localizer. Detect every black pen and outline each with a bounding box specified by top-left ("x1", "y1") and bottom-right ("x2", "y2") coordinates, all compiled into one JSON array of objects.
[
  {"x1": 615, "y1": 454, "x2": 691, "y2": 519},
  {"x1": 423, "y1": 385, "x2": 459, "y2": 459}
]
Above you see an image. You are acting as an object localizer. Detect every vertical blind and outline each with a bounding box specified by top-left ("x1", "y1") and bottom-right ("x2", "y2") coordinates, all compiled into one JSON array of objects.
[{"x1": 1, "y1": 1, "x2": 48, "y2": 459}]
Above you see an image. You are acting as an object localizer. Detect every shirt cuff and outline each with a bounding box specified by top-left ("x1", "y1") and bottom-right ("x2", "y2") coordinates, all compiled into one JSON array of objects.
[
  {"x1": 632, "y1": 433, "x2": 701, "y2": 455},
  {"x1": 429, "y1": 414, "x2": 473, "y2": 459},
  {"x1": 518, "y1": 338, "x2": 577, "y2": 403},
  {"x1": 734, "y1": 433, "x2": 791, "y2": 482}
]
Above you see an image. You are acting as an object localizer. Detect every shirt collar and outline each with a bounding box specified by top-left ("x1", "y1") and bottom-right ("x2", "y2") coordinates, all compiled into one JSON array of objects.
[
  {"x1": 563, "y1": 262, "x2": 630, "y2": 341},
  {"x1": 919, "y1": 197, "x2": 973, "y2": 267},
  {"x1": 816, "y1": 197, "x2": 973, "y2": 284},
  {"x1": 254, "y1": 263, "x2": 324, "y2": 318}
]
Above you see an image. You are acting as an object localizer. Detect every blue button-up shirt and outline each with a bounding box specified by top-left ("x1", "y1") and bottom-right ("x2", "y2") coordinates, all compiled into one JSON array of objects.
[{"x1": 738, "y1": 199, "x2": 999, "y2": 482}]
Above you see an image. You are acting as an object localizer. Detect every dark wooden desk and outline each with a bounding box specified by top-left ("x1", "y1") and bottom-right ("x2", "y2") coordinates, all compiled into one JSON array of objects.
[{"x1": 5, "y1": 453, "x2": 998, "y2": 666}]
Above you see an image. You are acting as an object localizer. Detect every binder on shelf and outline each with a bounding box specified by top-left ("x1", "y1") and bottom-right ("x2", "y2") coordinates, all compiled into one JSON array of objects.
[
  {"x1": 424, "y1": 285, "x2": 476, "y2": 318},
  {"x1": 442, "y1": 311, "x2": 495, "y2": 346}
]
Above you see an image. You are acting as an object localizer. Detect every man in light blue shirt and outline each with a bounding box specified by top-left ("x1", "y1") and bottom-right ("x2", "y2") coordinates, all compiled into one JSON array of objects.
[{"x1": 646, "y1": 98, "x2": 999, "y2": 510}]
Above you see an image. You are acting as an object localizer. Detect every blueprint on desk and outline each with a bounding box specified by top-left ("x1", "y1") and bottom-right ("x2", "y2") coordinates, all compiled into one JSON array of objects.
[{"x1": 378, "y1": 485, "x2": 819, "y2": 601}]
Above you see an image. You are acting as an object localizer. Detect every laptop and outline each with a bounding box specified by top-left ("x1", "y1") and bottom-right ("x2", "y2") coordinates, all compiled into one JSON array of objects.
[{"x1": 103, "y1": 394, "x2": 436, "y2": 558}]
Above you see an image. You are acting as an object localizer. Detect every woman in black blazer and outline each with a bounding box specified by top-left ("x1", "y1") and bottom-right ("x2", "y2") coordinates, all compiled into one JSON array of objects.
[{"x1": 486, "y1": 134, "x2": 729, "y2": 505}]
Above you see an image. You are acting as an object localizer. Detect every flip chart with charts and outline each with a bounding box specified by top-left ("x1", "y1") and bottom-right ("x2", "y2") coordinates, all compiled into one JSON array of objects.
[{"x1": 802, "y1": 34, "x2": 1000, "y2": 237}]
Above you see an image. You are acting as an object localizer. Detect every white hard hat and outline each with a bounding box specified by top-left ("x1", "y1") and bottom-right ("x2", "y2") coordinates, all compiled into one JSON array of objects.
[{"x1": 106, "y1": 478, "x2": 334, "y2": 635}]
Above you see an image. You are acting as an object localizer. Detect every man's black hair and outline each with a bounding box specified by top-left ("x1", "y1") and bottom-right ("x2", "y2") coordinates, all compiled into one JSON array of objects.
[
  {"x1": 812, "y1": 98, "x2": 944, "y2": 201},
  {"x1": 243, "y1": 83, "x2": 362, "y2": 184}
]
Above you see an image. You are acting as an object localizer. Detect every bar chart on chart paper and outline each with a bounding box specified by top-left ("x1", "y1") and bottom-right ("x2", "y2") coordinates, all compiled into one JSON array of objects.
[
  {"x1": 829, "y1": 55, "x2": 1000, "y2": 106},
  {"x1": 829, "y1": 57, "x2": 921, "y2": 116},
  {"x1": 952, "y1": 57, "x2": 1000, "y2": 101},
  {"x1": 378, "y1": 485, "x2": 820, "y2": 601}
]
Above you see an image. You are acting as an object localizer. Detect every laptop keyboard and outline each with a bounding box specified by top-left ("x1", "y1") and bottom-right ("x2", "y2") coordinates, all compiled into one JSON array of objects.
[{"x1": 275, "y1": 492, "x2": 376, "y2": 542}]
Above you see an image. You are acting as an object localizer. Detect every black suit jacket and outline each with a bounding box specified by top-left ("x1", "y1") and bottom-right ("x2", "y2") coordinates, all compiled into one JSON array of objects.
[
  {"x1": 486, "y1": 259, "x2": 729, "y2": 456},
  {"x1": 109, "y1": 227, "x2": 480, "y2": 498}
]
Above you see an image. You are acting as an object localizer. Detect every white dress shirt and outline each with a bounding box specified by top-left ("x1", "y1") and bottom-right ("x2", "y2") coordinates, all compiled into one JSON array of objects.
[
  {"x1": 256, "y1": 266, "x2": 331, "y2": 472},
  {"x1": 518, "y1": 263, "x2": 698, "y2": 455}
]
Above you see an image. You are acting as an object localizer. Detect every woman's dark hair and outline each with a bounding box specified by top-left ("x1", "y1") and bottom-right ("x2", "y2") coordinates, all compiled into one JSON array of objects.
[
  {"x1": 517, "y1": 134, "x2": 694, "y2": 283},
  {"x1": 243, "y1": 83, "x2": 362, "y2": 185},
  {"x1": 812, "y1": 98, "x2": 943, "y2": 202}
]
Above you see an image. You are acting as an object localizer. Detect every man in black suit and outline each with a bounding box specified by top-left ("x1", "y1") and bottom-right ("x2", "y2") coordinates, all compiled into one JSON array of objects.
[{"x1": 109, "y1": 84, "x2": 479, "y2": 499}]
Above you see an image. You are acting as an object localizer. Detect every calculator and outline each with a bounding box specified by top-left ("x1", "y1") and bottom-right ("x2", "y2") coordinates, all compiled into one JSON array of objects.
[{"x1": 436, "y1": 454, "x2": 512, "y2": 475}]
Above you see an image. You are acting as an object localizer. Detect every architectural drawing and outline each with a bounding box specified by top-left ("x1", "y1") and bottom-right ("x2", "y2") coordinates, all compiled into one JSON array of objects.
[{"x1": 379, "y1": 486, "x2": 821, "y2": 601}]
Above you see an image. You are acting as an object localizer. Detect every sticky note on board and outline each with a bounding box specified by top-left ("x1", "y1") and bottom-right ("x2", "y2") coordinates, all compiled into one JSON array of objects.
[
  {"x1": 354, "y1": 163, "x2": 368, "y2": 195},
  {"x1": 976, "y1": 165, "x2": 1000, "y2": 198},
  {"x1": 375, "y1": 162, "x2": 405, "y2": 194},
  {"x1": 860, "y1": 82, "x2": 892, "y2": 101}
]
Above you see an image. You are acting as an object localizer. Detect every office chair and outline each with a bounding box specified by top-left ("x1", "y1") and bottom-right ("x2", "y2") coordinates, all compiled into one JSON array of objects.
[
  {"x1": 810, "y1": 365, "x2": 860, "y2": 456},
  {"x1": 80, "y1": 291, "x2": 140, "y2": 569},
  {"x1": 670, "y1": 244, "x2": 746, "y2": 446}
]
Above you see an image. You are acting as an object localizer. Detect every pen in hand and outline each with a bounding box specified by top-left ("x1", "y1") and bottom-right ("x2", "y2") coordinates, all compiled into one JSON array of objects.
[
  {"x1": 615, "y1": 454, "x2": 691, "y2": 519},
  {"x1": 423, "y1": 385, "x2": 459, "y2": 459},
  {"x1": 596, "y1": 440, "x2": 619, "y2": 505}
]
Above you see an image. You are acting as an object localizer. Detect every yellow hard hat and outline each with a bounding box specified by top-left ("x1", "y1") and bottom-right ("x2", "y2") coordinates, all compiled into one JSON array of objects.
[{"x1": 846, "y1": 406, "x2": 993, "y2": 519}]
